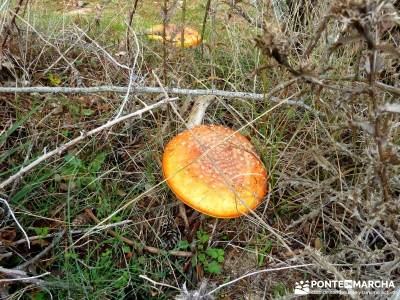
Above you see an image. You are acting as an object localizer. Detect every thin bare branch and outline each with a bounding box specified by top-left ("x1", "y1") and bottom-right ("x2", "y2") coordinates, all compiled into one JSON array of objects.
[
  {"x1": 0, "y1": 197, "x2": 30, "y2": 249},
  {"x1": 0, "y1": 85, "x2": 317, "y2": 112},
  {"x1": 139, "y1": 275, "x2": 181, "y2": 291}
]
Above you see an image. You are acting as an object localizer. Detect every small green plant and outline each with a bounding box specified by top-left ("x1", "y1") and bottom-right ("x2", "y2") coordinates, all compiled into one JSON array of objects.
[
  {"x1": 31, "y1": 291, "x2": 47, "y2": 300},
  {"x1": 81, "y1": 108, "x2": 95, "y2": 116},
  {"x1": 34, "y1": 226, "x2": 49, "y2": 237},
  {"x1": 60, "y1": 152, "x2": 107, "y2": 191},
  {"x1": 32, "y1": 227, "x2": 50, "y2": 247},
  {"x1": 192, "y1": 229, "x2": 225, "y2": 275},
  {"x1": 273, "y1": 282, "x2": 287, "y2": 297},
  {"x1": 177, "y1": 240, "x2": 190, "y2": 250},
  {"x1": 47, "y1": 73, "x2": 62, "y2": 86},
  {"x1": 257, "y1": 239, "x2": 273, "y2": 266}
]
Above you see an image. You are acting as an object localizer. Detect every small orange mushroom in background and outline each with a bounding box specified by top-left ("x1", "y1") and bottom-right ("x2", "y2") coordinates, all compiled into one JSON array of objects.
[
  {"x1": 145, "y1": 24, "x2": 202, "y2": 48},
  {"x1": 162, "y1": 125, "x2": 268, "y2": 218}
]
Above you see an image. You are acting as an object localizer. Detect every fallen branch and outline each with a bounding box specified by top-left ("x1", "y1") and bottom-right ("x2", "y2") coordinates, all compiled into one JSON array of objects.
[
  {"x1": 84, "y1": 208, "x2": 193, "y2": 258},
  {"x1": 0, "y1": 85, "x2": 316, "y2": 112},
  {"x1": 0, "y1": 96, "x2": 178, "y2": 190},
  {"x1": 0, "y1": 267, "x2": 48, "y2": 285},
  {"x1": 0, "y1": 267, "x2": 76, "y2": 289},
  {"x1": 0, "y1": 267, "x2": 27, "y2": 277},
  {"x1": 139, "y1": 275, "x2": 180, "y2": 291},
  {"x1": 0, "y1": 253, "x2": 12, "y2": 260},
  {"x1": 0, "y1": 272, "x2": 50, "y2": 284}
]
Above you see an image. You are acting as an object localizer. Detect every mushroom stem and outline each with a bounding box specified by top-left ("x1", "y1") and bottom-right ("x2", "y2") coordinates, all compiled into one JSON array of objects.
[{"x1": 186, "y1": 95, "x2": 215, "y2": 128}]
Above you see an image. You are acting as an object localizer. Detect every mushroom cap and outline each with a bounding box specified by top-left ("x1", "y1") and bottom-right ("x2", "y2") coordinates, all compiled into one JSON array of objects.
[
  {"x1": 162, "y1": 125, "x2": 268, "y2": 218},
  {"x1": 145, "y1": 24, "x2": 201, "y2": 48}
]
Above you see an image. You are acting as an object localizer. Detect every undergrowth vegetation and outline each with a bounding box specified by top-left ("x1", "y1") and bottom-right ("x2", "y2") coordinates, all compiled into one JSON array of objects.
[{"x1": 0, "y1": 0, "x2": 399, "y2": 299}]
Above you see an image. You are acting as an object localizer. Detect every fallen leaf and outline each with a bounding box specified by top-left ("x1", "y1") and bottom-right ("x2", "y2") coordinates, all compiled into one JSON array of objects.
[
  {"x1": 314, "y1": 237, "x2": 323, "y2": 250},
  {"x1": 31, "y1": 239, "x2": 50, "y2": 247},
  {"x1": 0, "y1": 228, "x2": 16, "y2": 243}
]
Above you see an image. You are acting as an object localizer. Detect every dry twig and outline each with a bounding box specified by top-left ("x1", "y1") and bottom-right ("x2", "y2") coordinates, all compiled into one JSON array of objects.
[
  {"x1": 0, "y1": 85, "x2": 316, "y2": 112},
  {"x1": 0, "y1": 197, "x2": 30, "y2": 249}
]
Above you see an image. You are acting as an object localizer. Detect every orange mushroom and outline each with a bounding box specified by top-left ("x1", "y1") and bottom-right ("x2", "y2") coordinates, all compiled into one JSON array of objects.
[
  {"x1": 162, "y1": 125, "x2": 268, "y2": 218},
  {"x1": 145, "y1": 24, "x2": 201, "y2": 48}
]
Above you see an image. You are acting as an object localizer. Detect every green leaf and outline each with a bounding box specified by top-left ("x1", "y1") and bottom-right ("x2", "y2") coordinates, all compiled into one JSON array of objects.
[
  {"x1": 81, "y1": 108, "x2": 95, "y2": 116},
  {"x1": 86, "y1": 176, "x2": 98, "y2": 190},
  {"x1": 191, "y1": 256, "x2": 197, "y2": 267},
  {"x1": 258, "y1": 240, "x2": 273, "y2": 266},
  {"x1": 101, "y1": 249, "x2": 112, "y2": 257},
  {"x1": 122, "y1": 246, "x2": 131, "y2": 253},
  {"x1": 32, "y1": 292, "x2": 47, "y2": 300},
  {"x1": 114, "y1": 271, "x2": 129, "y2": 288},
  {"x1": 111, "y1": 215, "x2": 122, "y2": 223},
  {"x1": 48, "y1": 73, "x2": 62, "y2": 86},
  {"x1": 177, "y1": 240, "x2": 190, "y2": 250},
  {"x1": 137, "y1": 256, "x2": 147, "y2": 265},
  {"x1": 65, "y1": 154, "x2": 83, "y2": 169},
  {"x1": 200, "y1": 234, "x2": 209, "y2": 243},
  {"x1": 205, "y1": 261, "x2": 221, "y2": 274},
  {"x1": 221, "y1": 234, "x2": 229, "y2": 240},
  {"x1": 273, "y1": 282, "x2": 286, "y2": 297},
  {"x1": 206, "y1": 248, "x2": 219, "y2": 259},
  {"x1": 61, "y1": 130, "x2": 71, "y2": 138},
  {"x1": 198, "y1": 253, "x2": 206, "y2": 263},
  {"x1": 34, "y1": 227, "x2": 49, "y2": 237},
  {"x1": 197, "y1": 230, "x2": 209, "y2": 244},
  {"x1": 89, "y1": 152, "x2": 107, "y2": 172},
  {"x1": 65, "y1": 251, "x2": 78, "y2": 260}
]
